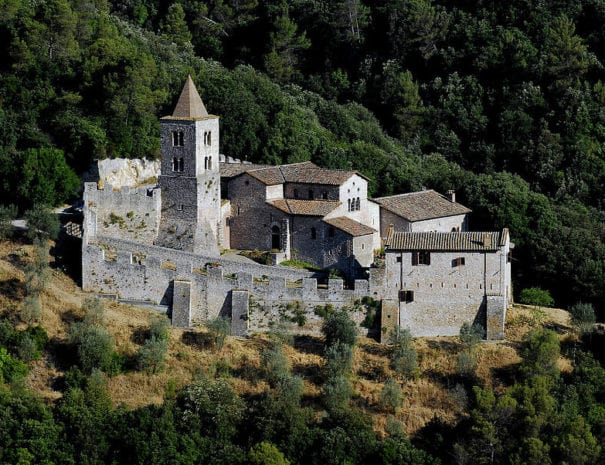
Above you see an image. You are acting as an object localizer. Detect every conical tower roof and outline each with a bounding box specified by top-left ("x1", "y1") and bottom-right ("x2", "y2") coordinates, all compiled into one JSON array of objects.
[{"x1": 172, "y1": 75, "x2": 209, "y2": 119}]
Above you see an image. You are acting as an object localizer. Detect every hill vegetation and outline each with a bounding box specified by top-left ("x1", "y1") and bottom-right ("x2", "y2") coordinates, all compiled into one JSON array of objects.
[{"x1": 1, "y1": 236, "x2": 605, "y2": 464}]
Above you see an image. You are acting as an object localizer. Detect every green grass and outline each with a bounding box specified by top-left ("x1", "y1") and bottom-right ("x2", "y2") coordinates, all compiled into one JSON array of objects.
[{"x1": 279, "y1": 259, "x2": 321, "y2": 271}]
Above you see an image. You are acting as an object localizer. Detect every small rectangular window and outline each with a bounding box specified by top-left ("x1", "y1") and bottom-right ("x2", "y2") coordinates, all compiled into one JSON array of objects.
[
  {"x1": 412, "y1": 251, "x2": 430, "y2": 266},
  {"x1": 398, "y1": 290, "x2": 414, "y2": 303},
  {"x1": 396, "y1": 256, "x2": 402, "y2": 263},
  {"x1": 452, "y1": 257, "x2": 466, "y2": 267}
]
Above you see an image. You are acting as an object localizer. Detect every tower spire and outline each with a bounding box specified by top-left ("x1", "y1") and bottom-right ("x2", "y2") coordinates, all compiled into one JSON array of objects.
[{"x1": 172, "y1": 75, "x2": 208, "y2": 118}]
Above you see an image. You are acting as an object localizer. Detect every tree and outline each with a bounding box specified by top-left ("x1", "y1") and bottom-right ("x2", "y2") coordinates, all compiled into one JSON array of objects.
[
  {"x1": 389, "y1": 327, "x2": 419, "y2": 380},
  {"x1": 379, "y1": 378, "x2": 403, "y2": 413},
  {"x1": 569, "y1": 303, "x2": 596, "y2": 335},
  {"x1": 520, "y1": 329, "x2": 560, "y2": 379},
  {"x1": 249, "y1": 441, "x2": 291, "y2": 465},
  {"x1": 24, "y1": 204, "x2": 59, "y2": 242},
  {"x1": 519, "y1": 288, "x2": 555, "y2": 307},
  {"x1": 0, "y1": 204, "x2": 16, "y2": 240},
  {"x1": 137, "y1": 336, "x2": 168, "y2": 373},
  {"x1": 16, "y1": 147, "x2": 79, "y2": 209},
  {"x1": 76, "y1": 326, "x2": 115, "y2": 374},
  {"x1": 206, "y1": 316, "x2": 230, "y2": 350},
  {"x1": 321, "y1": 310, "x2": 357, "y2": 348},
  {"x1": 160, "y1": 3, "x2": 191, "y2": 46},
  {"x1": 459, "y1": 322, "x2": 484, "y2": 350}
]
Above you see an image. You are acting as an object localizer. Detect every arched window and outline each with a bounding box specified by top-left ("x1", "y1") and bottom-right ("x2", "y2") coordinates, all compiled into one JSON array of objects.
[
  {"x1": 271, "y1": 225, "x2": 281, "y2": 250},
  {"x1": 172, "y1": 157, "x2": 178, "y2": 171},
  {"x1": 207, "y1": 131, "x2": 211, "y2": 145},
  {"x1": 204, "y1": 157, "x2": 208, "y2": 170},
  {"x1": 178, "y1": 158, "x2": 184, "y2": 172},
  {"x1": 208, "y1": 156, "x2": 212, "y2": 169},
  {"x1": 172, "y1": 131, "x2": 184, "y2": 147},
  {"x1": 311, "y1": 227, "x2": 316, "y2": 240},
  {"x1": 347, "y1": 199, "x2": 351, "y2": 211},
  {"x1": 355, "y1": 197, "x2": 360, "y2": 210}
]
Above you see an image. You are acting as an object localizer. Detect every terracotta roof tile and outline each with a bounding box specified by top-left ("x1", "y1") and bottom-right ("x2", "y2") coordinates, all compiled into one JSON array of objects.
[
  {"x1": 268, "y1": 199, "x2": 340, "y2": 216},
  {"x1": 220, "y1": 162, "x2": 270, "y2": 179},
  {"x1": 385, "y1": 231, "x2": 503, "y2": 251},
  {"x1": 323, "y1": 217, "x2": 376, "y2": 237},
  {"x1": 373, "y1": 190, "x2": 471, "y2": 222},
  {"x1": 230, "y1": 161, "x2": 364, "y2": 186}
]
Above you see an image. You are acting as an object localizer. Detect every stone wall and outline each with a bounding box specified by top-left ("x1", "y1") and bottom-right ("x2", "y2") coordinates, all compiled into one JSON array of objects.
[
  {"x1": 384, "y1": 248, "x2": 508, "y2": 338},
  {"x1": 83, "y1": 183, "x2": 161, "y2": 244},
  {"x1": 82, "y1": 235, "x2": 376, "y2": 330}
]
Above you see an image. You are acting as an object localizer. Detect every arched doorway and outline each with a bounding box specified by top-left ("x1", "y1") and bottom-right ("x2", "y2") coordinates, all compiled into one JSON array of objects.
[{"x1": 271, "y1": 225, "x2": 281, "y2": 250}]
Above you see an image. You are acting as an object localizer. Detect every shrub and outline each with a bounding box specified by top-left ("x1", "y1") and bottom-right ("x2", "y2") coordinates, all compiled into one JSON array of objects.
[
  {"x1": 82, "y1": 297, "x2": 105, "y2": 328},
  {"x1": 0, "y1": 347, "x2": 28, "y2": 382},
  {"x1": 379, "y1": 378, "x2": 403, "y2": 413},
  {"x1": 519, "y1": 287, "x2": 554, "y2": 307},
  {"x1": 459, "y1": 322, "x2": 483, "y2": 349},
  {"x1": 24, "y1": 204, "x2": 59, "y2": 241},
  {"x1": 206, "y1": 316, "x2": 231, "y2": 350},
  {"x1": 77, "y1": 326, "x2": 115, "y2": 374},
  {"x1": 520, "y1": 329, "x2": 560, "y2": 379},
  {"x1": 322, "y1": 374, "x2": 352, "y2": 412},
  {"x1": 261, "y1": 343, "x2": 290, "y2": 385},
  {"x1": 249, "y1": 442, "x2": 291, "y2": 465},
  {"x1": 20, "y1": 295, "x2": 42, "y2": 325},
  {"x1": 390, "y1": 327, "x2": 419, "y2": 380},
  {"x1": 322, "y1": 310, "x2": 357, "y2": 348},
  {"x1": 17, "y1": 335, "x2": 41, "y2": 362},
  {"x1": 137, "y1": 336, "x2": 168, "y2": 373},
  {"x1": 456, "y1": 351, "x2": 477, "y2": 377},
  {"x1": 569, "y1": 302, "x2": 596, "y2": 335},
  {"x1": 325, "y1": 341, "x2": 354, "y2": 378},
  {"x1": 149, "y1": 315, "x2": 170, "y2": 341},
  {"x1": 0, "y1": 204, "x2": 17, "y2": 240}
]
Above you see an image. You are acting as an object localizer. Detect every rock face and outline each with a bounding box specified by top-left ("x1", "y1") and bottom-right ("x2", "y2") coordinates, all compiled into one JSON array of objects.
[{"x1": 96, "y1": 158, "x2": 161, "y2": 188}]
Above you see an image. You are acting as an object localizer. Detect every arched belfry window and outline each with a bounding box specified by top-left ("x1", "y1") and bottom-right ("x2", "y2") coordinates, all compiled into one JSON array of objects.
[
  {"x1": 208, "y1": 156, "x2": 212, "y2": 170},
  {"x1": 172, "y1": 131, "x2": 184, "y2": 147},
  {"x1": 355, "y1": 197, "x2": 360, "y2": 210},
  {"x1": 204, "y1": 131, "x2": 212, "y2": 146},
  {"x1": 347, "y1": 199, "x2": 351, "y2": 211},
  {"x1": 178, "y1": 158, "x2": 184, "y2": 172},
  {"x1": 208, "y1": 131, "x2": 212, "y2": 146},
  {"x1": 204, "y1": 157, "x2": 208, "y2": 170},
  {"x1": 172, "y1": 157, "x2": 178, "y2": 171},
  {"x1": 271, "y1": 225, "x2": 281, "y2": 250},
  {"x1": 311, "y1": 227, "x2": 316, "y2": 240}
]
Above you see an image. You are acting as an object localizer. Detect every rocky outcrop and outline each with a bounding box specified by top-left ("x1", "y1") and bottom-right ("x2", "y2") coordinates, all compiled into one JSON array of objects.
[{"x1": 93, "y1": 158, "x2": 161, "y2": 188}]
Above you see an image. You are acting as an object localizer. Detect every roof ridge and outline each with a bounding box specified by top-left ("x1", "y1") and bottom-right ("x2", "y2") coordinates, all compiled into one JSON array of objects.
[{"x1": 373, "y1": 189, "x2": 436, "y2": 201}]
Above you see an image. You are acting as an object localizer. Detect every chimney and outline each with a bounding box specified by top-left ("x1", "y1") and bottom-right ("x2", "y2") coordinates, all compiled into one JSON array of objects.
[{"x1": 447, "y1": 190, "x2": 456, "y2": 203}]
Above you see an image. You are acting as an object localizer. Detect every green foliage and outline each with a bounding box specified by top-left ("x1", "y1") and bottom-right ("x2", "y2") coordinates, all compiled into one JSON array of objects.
[
  {"x1": 76, "y1": 326, "x2": 115, "y2": 374},
  {"x1": 261, "y1": 343, "x2": 291, "y2": 386},
  {"x1": 0, "y1": 204, "x2": 16, "y2": 240},
  {"x1": 459, "y1": 322, "x2": 483, "y2": 350},
  {"x1": 389, "y1": 327, "x2": 419, "y2": 380},
  {"x1": 519, "y1": 288, "x2": 555, "y2": 307},
  {"x1": 149, "y1": 315, "x2": 170, "y2": 341},
  {"x1": 569, "y1": 303, "x2": 596, "y2": 335},
  {"x1": 206, "y1": 316, "x2": 231, "y2": 350},
  {"x1": 14, "y1": 147, "x2": 79, "y2": 209},
  {"x1": 137, "y1": 336, "x2": 168, "y2": 374},
  {"x1": 17, "y1": 335, "x2": 40, "y2": 362},
  {"x1": 324, "y1": 341, "x2": 354, "y2": 378},
  {"x1": 520, "y1": 329, "x2": 561, "y2": 379},
  {"x1": 456, "y1": 351, "x2": 477, "y2": 378},
  {"x1": 82, "y1": 297, "x2": 105, "y2": 328},
  {"x1": 24, "y1": 205, "x2": 59, "y2": 242},
  {"x1": 0, "y1": 347, "x2": 28, "y2": 382},
  {"x1": 20, "y1": 295, "x2": 42, "y2": 325},
  {"x1": 379, "y1": 378, "x2": 404, "y2": 413},
  {"x1": 322, "y1": 374, "x2": 352, "y2": 413},
  {"x1": 249, "y1": 441, "x2": 291, "y2": 465},
  {"x1": 321, "y1": 310, "x2": 357, "y2": 348}
]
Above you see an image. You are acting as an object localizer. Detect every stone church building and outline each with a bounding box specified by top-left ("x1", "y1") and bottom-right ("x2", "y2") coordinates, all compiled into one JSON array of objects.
[{"x1": 81, "y1": 76, "x2": 513, "y2": 339}]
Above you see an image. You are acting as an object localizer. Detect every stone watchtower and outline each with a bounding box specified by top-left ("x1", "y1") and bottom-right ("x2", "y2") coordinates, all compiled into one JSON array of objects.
[{"x1": 155, "y1": 76, "x2": 221, "y2": 255}]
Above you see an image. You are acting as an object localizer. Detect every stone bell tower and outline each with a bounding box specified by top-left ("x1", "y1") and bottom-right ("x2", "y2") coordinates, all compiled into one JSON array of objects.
[{"x1": 155, "y1": 75, "x2": 221, "y2": 255}]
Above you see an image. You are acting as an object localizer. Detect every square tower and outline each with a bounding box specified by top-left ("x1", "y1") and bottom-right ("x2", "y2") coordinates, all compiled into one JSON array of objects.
[{"x1": 155, "y1": 76, "x2": 221, "y2": 255}]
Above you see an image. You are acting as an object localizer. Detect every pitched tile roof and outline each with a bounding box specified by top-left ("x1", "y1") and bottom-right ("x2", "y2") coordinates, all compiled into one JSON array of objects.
[
  {"x1": 373, "y1": 190, "x2": 471, "y2": 222},
  {"x1": 268, "y1": 199, "x2": 340, "y2": 216},
  {"x1": 220, "y1": 162, "x2": 270, "y2": 179},
  {"x1": 231, "y1": 161, "x2": 365, "y2": 186},
  {"x1": 385, "y1": 230, "x2": 505, "y2": 251},
  {"x1": 172, "y1": 75, "x2": 208, "y2": 119},
  {"x1": 323, "y1": 217, "x2": 376, "y2": 237}
]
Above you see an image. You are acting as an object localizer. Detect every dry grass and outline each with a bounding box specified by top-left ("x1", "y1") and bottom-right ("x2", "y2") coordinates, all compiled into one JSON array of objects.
[{"x1": 0, "y1": 238, "x2": 576, "y2": 436}]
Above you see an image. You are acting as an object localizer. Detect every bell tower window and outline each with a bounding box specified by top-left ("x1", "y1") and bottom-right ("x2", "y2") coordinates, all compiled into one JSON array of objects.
[{"x1": 172, "y1": 131, "x2": 184, "y2": 147}]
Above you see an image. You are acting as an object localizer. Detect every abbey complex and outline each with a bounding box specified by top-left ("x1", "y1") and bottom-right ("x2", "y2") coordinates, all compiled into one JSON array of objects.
[{"x1": 82, "y1": 77, "x2": 513, "y2": 341}]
